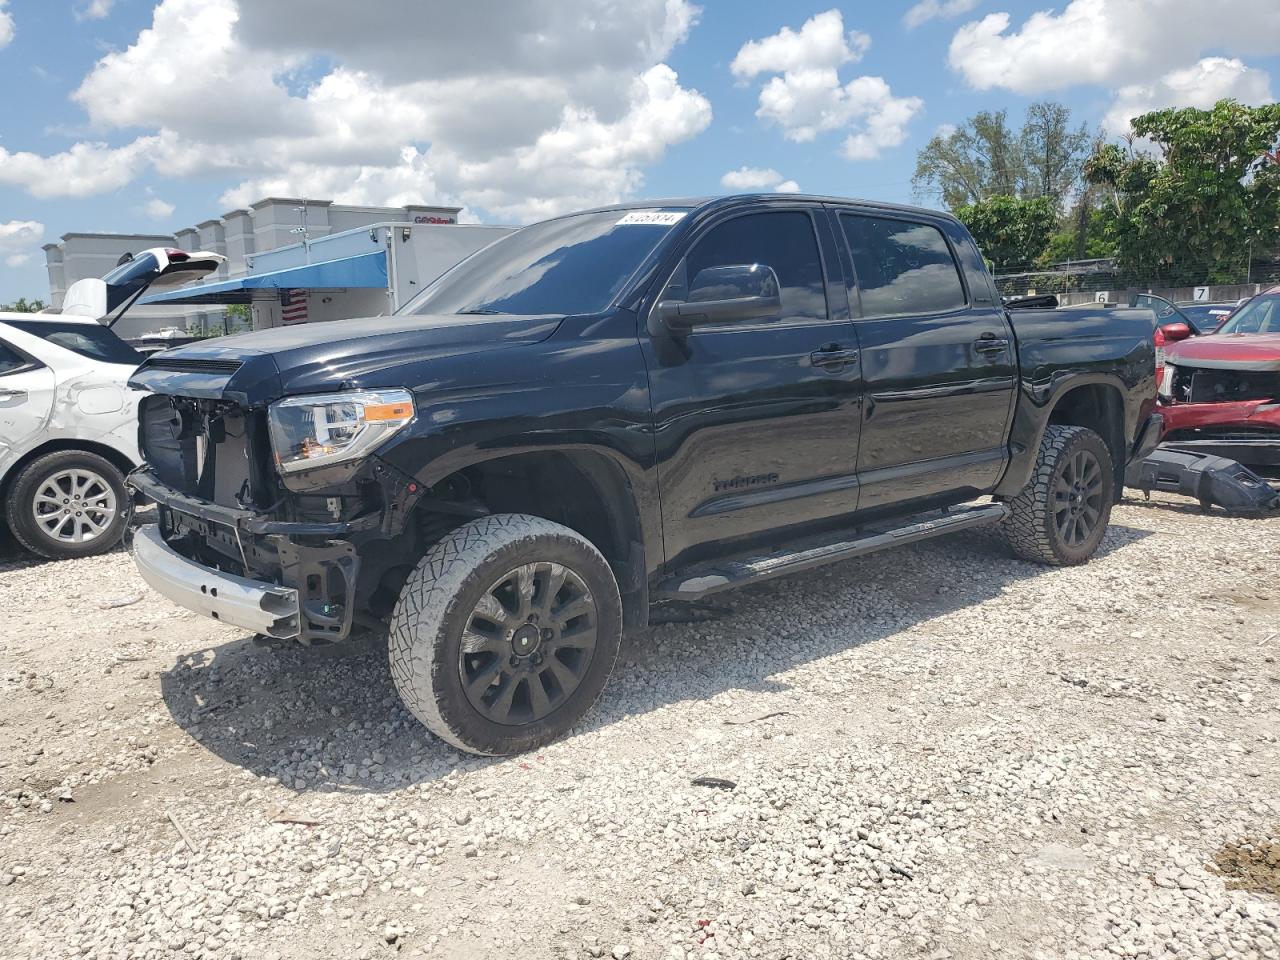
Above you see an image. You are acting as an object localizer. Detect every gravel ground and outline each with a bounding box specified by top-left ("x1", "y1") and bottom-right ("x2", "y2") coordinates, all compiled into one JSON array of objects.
[{"x1": 1, "y1": 495, "x2": 1278, "y2": 960}]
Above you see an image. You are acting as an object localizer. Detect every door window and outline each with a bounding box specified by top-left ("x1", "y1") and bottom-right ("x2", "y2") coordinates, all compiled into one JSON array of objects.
[
  {"x1": 682, "y1": 211, "x2": 828, "y2": 322},
  {"x1": 841, "y1": 215, "x2": 967, "y2": 319},
  {"x1": 0, "y1": 341, "x2": 33, "y2": 375}
]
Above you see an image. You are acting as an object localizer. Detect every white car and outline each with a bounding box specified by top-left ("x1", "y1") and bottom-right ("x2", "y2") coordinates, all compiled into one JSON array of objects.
[{"x1": 0, "y1": 248, "x2": 223, "y2": 559}]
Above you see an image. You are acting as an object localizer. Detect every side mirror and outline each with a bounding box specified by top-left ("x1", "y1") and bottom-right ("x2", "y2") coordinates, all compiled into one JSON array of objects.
[
  {"x1": 1160, "y1": 321, "x2": 1193, "y2": 343},
  {"x1": 657, "y1": 263, "x2": 781, "y2": 332}
]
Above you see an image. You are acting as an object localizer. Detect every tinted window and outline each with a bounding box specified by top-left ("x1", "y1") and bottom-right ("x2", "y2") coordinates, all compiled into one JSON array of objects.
[
  {"x1": 684, "y1": 211, "x2": 827, "y2": 321},
  {"x1": 0, "y1": 342, "x2": 29, "y2": 375},
  {"x1": 1217, "y1": 295, "x2": 1280, "y2": 335},
  {"x1": 1176, "y1": 304, "x2": 1233, "y2": 334},
  {"x1": 841, "y1": 215, "x2": 967, "y2": 318},
  {"x1": 8, "y1": 320, "x2": 141, "y2": 365},
  {"x1": 401, "y1": 209, "x2": 688, "y2": 317}
]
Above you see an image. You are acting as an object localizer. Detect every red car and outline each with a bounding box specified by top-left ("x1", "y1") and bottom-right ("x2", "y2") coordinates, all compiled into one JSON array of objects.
[{"x1": 1158, "y1": 287, "x2": 1280, "y2": 467}]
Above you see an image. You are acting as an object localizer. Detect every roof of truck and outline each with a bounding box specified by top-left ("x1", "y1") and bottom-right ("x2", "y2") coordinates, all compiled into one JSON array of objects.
[{"x1": 573, "y1": 193, "x2": 958, "y2": 223}]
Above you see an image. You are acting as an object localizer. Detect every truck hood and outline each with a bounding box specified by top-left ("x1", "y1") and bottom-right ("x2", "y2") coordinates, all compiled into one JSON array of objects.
[
  {"x1": 1166, "y1": 333, "x2": 1280, "y2": 371},
  {"x1": 128, "y1": 312, "x2": 563, "y2": 406}
]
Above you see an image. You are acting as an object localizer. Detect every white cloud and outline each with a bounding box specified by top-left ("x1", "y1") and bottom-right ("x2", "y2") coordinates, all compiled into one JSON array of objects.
[
  {"x1": 720, "y1": 166, "x2": 801, "y2": 193},
  {"x1": 77, "y1": 0, "x2": 115, "y2": 20},
  {"x1": 220, "y1": 63, "x2": 712, "y2": 221},
  {"x1": 7, "y1": 0, "x2": 711, "y2": 222},
  {"x1": 0, "y1": 220, "x2": 45, "y2": 269},
  {"x1": 1103, "y1": 57, "x2": 1274, "y2": 134},
  {"x1": 731, "y1": 9, "x2": 869, "y2": 78},
  {"x1": 733, "y1": 11, "x2": 922, "y2": 160},
  {"x1": 949, "y1": 0, "x2": 1280, "y2": 94},
  {"x1": 0, "y1": 1, "x2": 13, "y2": 49},
  {"x1": 0, "y1": 139, "x2": 158, "y2": 198},
  {"x1": 143, "y1": 197, "x2": 175, "y2": 220},
  {"x1": 904, "y1": 0, "x2": 979, "y2": 30}
]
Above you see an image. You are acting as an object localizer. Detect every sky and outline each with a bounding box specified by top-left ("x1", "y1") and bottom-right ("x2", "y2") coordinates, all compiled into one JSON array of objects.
[{"x1": 1, "y1": 0, "x2": 1279, "y2": 303}]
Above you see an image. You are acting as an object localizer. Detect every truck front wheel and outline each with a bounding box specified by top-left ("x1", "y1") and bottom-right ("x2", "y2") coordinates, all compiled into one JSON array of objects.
[
  {"x1": 387, "y1": 513, "x2": 623, "y2": 756},
  {"x1": 999, "y1": 424, "x2": 1115, "y2": 566}
]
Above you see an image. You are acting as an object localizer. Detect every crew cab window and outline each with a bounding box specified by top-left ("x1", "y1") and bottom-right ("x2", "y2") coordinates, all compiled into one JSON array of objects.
[
  {"x1": 840, "y1": 215, "x2": 967, "y2": 319},
  {"x1": 682, "y1": 211, "x2": 828, "y2": 322},
  {"x1": 0, "y1": 342, "x2": 28, "y2": 375}
]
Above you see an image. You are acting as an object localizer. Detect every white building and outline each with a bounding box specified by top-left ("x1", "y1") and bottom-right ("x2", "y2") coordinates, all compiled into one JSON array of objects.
[{"x1": 44, "y1": 198, "x2": 462, "y2": 339}]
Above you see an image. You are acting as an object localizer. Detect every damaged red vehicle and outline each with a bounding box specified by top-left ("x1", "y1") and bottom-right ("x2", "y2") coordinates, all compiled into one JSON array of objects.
[{"x1": 1158, "y1": 287, "x2": 1280, "y2": 468}]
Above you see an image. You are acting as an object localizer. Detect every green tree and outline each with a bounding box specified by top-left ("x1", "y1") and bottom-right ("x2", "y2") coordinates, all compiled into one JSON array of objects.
[
  {"x1": 1085, "y1": 99, "x2": 1280, "y2": 284},
  {"x1": 1, "y1": 297, "x2": 47, "y2": 313},
  {"x1": 913, "y1": 101, "x2": 1091, "y2": 210},
  {"x1": 224, "y1": 304, "x2": 252, "y2": 333},
  {"x1": 1038, "y1": 207, "x2": 1118, "y2": 266},
  {"x1": 913, "y1": 110, "x2": 1023, "y2": 209},
  {"x1": 1020, "y1": 101, "x2": 1092, "y2": 204},
  {"x1": 955, "y1": 195, "x2": 1058, "y2": 270}
]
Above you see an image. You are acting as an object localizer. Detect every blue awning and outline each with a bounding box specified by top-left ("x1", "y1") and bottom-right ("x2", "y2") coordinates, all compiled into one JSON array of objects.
[{"x1": 140, "y1": 251, "x2": 388, "y2": 306}]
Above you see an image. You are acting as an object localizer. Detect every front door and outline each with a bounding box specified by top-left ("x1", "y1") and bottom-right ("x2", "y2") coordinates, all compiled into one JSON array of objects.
[
  {"x1": 642, "y1": 207, "x2": 863, "y2": 569},
  {"x1": 835, "y1": 212, "x2": 1016, "y2": 514}
]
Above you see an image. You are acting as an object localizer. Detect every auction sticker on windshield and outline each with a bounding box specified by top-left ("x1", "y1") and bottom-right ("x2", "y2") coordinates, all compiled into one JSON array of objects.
[{"x1": 617, "y1": 210, "x2": 687, "y2": 226}]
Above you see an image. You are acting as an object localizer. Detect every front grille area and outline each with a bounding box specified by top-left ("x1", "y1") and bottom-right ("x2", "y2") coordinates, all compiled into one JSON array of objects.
[
  {"x1": 142, "y1": 357, "x2": 244, "y2": 375},
  {"x1": 139, "y1": 394, "x2": 273, "y2": 509},
  {"x1": 1169, "y1": 365, "x2": 1279, "y2": 404}
]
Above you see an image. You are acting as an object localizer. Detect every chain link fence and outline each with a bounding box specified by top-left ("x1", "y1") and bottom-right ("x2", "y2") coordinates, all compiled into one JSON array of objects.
[{"x1": 994, "y1": 255, "x2": 1280, "y2": 305}]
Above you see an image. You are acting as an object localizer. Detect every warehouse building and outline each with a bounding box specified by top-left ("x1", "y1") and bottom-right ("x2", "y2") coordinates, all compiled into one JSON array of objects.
[{"x1": 43, "y1": 197, "x2": 463, "y2": 339}]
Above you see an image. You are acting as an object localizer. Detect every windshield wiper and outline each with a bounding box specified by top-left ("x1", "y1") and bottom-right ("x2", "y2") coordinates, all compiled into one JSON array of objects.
[{"x1": 457, "y1": 308, "x2": 504, "y2": 315}]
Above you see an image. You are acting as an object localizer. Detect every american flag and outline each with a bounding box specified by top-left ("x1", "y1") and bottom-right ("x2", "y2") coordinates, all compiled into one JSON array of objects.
[{"x1": 281, "y1": 289, "x2": 309, "y2": 325}]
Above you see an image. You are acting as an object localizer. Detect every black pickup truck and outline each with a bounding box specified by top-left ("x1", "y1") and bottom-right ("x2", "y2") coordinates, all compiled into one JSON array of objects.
[{"x1": 127, "y1": 195, "x2": 1160, "y2": 755}]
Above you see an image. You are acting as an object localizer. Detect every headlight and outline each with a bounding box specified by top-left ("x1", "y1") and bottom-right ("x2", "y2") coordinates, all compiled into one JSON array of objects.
[
  {"x1": 268, "y1": 389, "x2": 415, "y2": 473},
  {"x1": 1158, "y1": 363, "x2": 1175, "y2": 399}
]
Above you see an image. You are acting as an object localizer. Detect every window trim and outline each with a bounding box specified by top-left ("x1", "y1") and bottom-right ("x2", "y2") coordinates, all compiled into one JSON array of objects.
[
  {"x1": 646, "y1": 205, "x2": 838, "y2": 334},
  {"x1": 834, "y1": 209, "x2": 972, "y2": 322},
  {"x1": 0, "y1": 336, "x2": 45, "y2": 378}
]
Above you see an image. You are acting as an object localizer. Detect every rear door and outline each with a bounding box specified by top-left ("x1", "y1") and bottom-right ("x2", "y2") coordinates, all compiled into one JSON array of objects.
[
  {"x1": 642, "y1": 205, "x2": 863, "y2": 569},
  {"x1": 0, "y1": 337, "x2": 56, "y2": 477},
  {"x1": 834, "y1": 210, "x2": 1015, "y2": 515}
]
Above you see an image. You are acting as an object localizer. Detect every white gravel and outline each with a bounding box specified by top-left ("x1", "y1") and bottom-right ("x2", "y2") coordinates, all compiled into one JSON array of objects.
[{"x1": 1, "y1": 494, "x2": 1278, "y2": 959}]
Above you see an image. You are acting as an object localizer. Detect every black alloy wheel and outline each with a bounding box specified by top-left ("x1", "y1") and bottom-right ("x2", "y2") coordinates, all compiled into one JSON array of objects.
[
  {"x1": 459, "y1": 561, "x2": 599, "y2": 726},
  {"x1": 1052, "y1": 447, "x2": 1105, "y2": 547}
]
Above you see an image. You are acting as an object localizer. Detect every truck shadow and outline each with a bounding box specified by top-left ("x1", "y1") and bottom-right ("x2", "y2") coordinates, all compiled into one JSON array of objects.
[{"x1": 157, "y1": 522, "x2": 1153, "y2": 794}]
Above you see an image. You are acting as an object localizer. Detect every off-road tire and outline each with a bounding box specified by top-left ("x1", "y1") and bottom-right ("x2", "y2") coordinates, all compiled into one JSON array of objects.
[
  {"x1": 5, "y1": 450, "x2": 131, "y2": 560},
  {"x1": 387, "y1": 513, "x2": 622, "y2": 756},
  {"x1": 999, "y1": 425, "x2": 1115, "y2": 566}
]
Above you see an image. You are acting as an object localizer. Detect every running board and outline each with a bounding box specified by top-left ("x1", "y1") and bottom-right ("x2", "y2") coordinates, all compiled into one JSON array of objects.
[{"x1": 655, "y1": 503, "x2": 1009, "y2": 601}]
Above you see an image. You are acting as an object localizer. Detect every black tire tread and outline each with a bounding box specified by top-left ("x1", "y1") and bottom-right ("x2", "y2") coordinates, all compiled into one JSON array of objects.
[
  {"x1": 387, "y1": 513, "x2": 620, "y2": 755},
  {"x1": 999, "y1": 424, "x2": 1114, "y2": 566},
  {"x1": 4, "y1": 450, "x2": 129, "y2": 560}
]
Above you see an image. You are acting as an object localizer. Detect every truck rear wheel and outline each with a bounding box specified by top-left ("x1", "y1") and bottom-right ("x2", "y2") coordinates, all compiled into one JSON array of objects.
[
  {"x1": 387, "y1": 513, "x2": 622, "y2": 756},
  {"x1": 5, "y1": 450, "x2": 131, "y2": 560},
  {"x1": 999, "y1": 424, "x2": 1115, "y2": 566}
]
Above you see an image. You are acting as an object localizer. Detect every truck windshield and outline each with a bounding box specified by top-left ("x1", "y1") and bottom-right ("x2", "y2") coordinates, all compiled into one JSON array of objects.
[
  {"x1": 399, "y1": 208, "x2": 689, "y2": 317},
  {"x1": 8, "y1": 320, "x2": 142, "y2": 365}
]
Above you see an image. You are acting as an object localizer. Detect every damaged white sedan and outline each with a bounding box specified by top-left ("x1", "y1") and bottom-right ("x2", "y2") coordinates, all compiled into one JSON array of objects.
[{"x1": 0, "y1": 248, "x2": 223, "y2": 558}]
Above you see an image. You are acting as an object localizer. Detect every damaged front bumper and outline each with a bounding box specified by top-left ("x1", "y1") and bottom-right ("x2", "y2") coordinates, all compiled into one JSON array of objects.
[
  {"x1": 1159, "y1": 399, "x2": 1280, "y2": 467},
  {"x1": 134, "y1": 525, "x2": 302, "y2": 638},
  {"x1": 128, "y1": 468, "x2": 370, "y2": 643}
]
